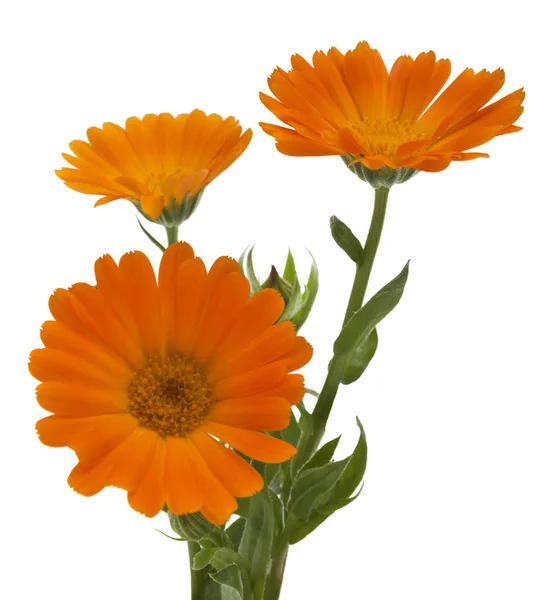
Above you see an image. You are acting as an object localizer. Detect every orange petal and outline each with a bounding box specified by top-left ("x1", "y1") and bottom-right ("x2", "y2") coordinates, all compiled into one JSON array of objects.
[
  {"x1": 118, "y1": 251, "x2": 162, "y2": 356},
  {"x1": 209, "y1": 321, "x2": 297, "y2": 380},
  {"x1": 158, "y1": 242, "x2": 196, "y2": 351},
  {"x1": 211, "y1": 360, "x2": 288, "y2": 399},
  {"x1": 184, "y1": 439, "x2": 237, "y2": 525},
  {"x1": 163, "y1": 437, "x2": 203, "y2": 515},
  {"x1": 68, "y1": 427, "x2": 158, "y2": 496},
  {"x1": 36, "y1": 381, "x2": 127, "y2": 416},
  {"x1": 206, "y1": 422, "x2": 296, "y2": 463},
  {"x1": 211, "y1": 289, "x2": 284, "y2": 365},
  {"x1": 29, "y1": 348, "x2": 128, "y2": 389},
  {"x1": 191, "y1": 431, "x2": 263, "y2": 498},
  {"x1": 193, "y1": 272, "x2": 250, "y2": 362},
  {"x1": 208, "y1": 396, "x2": 291, "y2": 431},
  {"x1": 127, "y1": 435, "x2": 167, "y2": 517},
  {"x1": 171, "y1": 257, "x2": 209, "y2": 355}
]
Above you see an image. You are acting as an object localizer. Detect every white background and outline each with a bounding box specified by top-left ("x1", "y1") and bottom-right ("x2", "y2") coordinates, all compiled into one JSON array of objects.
[{"x1": 1, "y1": 0, "x2": 538, "y2": 598}]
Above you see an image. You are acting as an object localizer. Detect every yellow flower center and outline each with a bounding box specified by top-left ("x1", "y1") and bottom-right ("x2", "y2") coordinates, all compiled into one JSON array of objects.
[
  {"x1": 127, "y1": 354, "x2": 213, "y2": 437},
  {"x1": 354, "y1": 117, "x2": 425, "y2": 158}
]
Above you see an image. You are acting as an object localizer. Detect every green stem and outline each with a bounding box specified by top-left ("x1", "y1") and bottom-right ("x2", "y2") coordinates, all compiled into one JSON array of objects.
[
  {"x1": 308, "y1": 185, "x2": 390, "y2": 455},
  {"x1": 188, "y1": 541, "x2": 205, "y2": 600},
  {"x1": 166, "y1": 225, "x2": 179, "y2": 246},
  {"x1": 263, "y1": 537, "x2": 289, "y2": 600},
  {"x1": 343, "y1": 186, "x2": 389, "y2": 325}
]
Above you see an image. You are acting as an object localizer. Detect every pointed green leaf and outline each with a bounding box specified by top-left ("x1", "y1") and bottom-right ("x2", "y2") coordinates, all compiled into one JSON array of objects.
[
  {"x1": 335, "y1": 417, "x2": 368, "y2": 499},
  {"x1": 238, "y1": 489, "x2": 275, "y2": 587},
  {"x1": 288, "y1": 495, "x2": 359, "y2": 545},
  {"x1": 282, "y1": 248, "x2": 298, "y2": 286},
  {"x1": 210, "y1": 564, "x2": 244, "y2": 600},
  {"x1": 334, "y1": 261, "x2": 409, "y2": 356},
  {"x1": 303, "y1": 435, "x2": 341, "y2": 471},
  {"x1": 340, "y1": 328, "x2": 378, "y2": 385},
  {"x1": 289, "y1": 459, "x2": 348, "y2": 521},
  {"x1": 210, "y1": 548, "x2": 250, "y2": 572},
  {"x1": 192, "y1": 548, "x2": 217, "y2": 571},
  {"x1": 330, "y1": 215, "x2": 363, "y2": 263},
  {"x1": 136, "y1": 217, "x2": 165, "y2": 252}
]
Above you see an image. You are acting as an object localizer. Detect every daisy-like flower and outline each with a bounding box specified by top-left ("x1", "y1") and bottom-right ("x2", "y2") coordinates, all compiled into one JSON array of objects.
[
  {"x1": 29, "y1": 242, "x2": 312, "y2": 525},
  {"x1": 260, "y1": 42, "x2": 524, "y2": 185},
  {"x1": 56, "y1": 110, "x2": 252, "y2": 225}
]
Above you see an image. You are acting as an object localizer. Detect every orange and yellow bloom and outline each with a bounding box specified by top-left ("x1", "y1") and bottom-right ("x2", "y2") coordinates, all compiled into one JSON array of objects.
[
  {"x1": 29, "y1": 242, "x2": 312, "y2": 525},
  {"x1": 260, "y1": 42, "x2": 524, "y2": 174},
  {"x1": 56, "y1": 110, "x2": 252, "y2": 223}
]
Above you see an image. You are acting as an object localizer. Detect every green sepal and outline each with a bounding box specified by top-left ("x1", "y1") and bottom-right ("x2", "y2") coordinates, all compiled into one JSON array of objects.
[
  {"x1": 238, "y1": 245, "x2": 261, "y2": 295},
  {"x1": 136, "y1": 217, "x2": 166, "y2": 252},
  {"x1": 330, "y1": 215, "x2": 363, "y2": 263},
  {"x1": 282, "y1": 248, "x2": 299, "y2": 286},
  {"x1": 168, "y1": 511, "x2": 215, "y2": 541},
  {"x1": 334, "y1": 261, "x2": 409, "y2": 356},
  {"x1": 340, "y1": 328, "x2": 378, "y2": 385},
  {"x1": 302, "y1": 435, "x2": 341, "y2": 471},
  {"x1": 282, "y1": 250, "x2": 319, "y2": 331},
  {"x1": 342, "y1": 155, "x2": 418, "y2": 188}
]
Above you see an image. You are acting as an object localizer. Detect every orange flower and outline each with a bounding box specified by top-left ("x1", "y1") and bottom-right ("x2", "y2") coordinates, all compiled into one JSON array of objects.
[
  {"x1": 29, "y1": 242, "x2": 312, "y2": 525},
  {"x1": 56, "y1": 111, "x2": 252, "y2": 223},
  {"x1": 260, "y1": 42, "x2": 524, "y2": 175}
]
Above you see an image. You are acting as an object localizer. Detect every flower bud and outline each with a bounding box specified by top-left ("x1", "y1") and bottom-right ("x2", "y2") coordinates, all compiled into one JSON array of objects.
[{"x1": 240, "y1": 246, "x2": 318, "y2": 332}]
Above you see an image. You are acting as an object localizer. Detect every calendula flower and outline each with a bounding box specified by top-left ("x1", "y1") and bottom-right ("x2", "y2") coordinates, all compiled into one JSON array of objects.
[
  {"x1": 260, "y1": 42, "x2": 524, "y2": 183},
  {"x1": 29, "y1": 242, "x2": 312, "y2": 525},
  {"x1": 56, "y1": 111, "x2": 252, "y2": 224}
]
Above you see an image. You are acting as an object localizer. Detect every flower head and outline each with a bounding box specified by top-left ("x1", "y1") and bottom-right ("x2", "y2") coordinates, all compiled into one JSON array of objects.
[
  {"x1": 29, "y1": 242, "x2": 312, "y2": 524},
  {"x1": 260, "y1": 42, "x2": 524, "y2": 180},
  {"x1": 56, "y1": 111, "x2": 252, "y2": 224}
]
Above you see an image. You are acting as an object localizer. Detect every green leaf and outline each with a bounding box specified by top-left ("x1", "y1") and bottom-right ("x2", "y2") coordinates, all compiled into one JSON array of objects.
[
  {"x1": 235, "y1": 497, "x2": 252, "y2": 519},
  {"x1": 282, "y1": 248, "x2": 298, "y2": 286},
  {"x1": 238, "y1": 489, "x2": 275, "y2": 589},
  {"x1": 136, "y1": 217, "x2": 166, "y2": 252},
  {"x1": 303, "y1": 435, "x2": 341, "y2": 471},
  {"x1": 289, "y1": 459, "x2": 348, "y2": 521},
  {"x1": 192, "y1": 548, "x2": 217, "y2": 571},
  {"x1": 334, "y1": 261, "x2": 409, "y2": 356},
  {"x1": 340, "y1": 328, "x2": 378, "y2": 385},
  {"x1": 280, "y1": 407, "x2": 301, "y2": 446},
  {"x1": 288, "y1": 495, "x2": 359, "y2": 545},
  {"x1": 330, "y1": 215, "x2": 363, "y2": 263},
  {"x1": 335, "y1": 417, "x2": 368, "y2": 499},
  {"x1": 210, "y1": 548, "x2": 250, "y2": 572},
  {"x1": 210, "y1": 565, "x2": 244, "y2": 600}
]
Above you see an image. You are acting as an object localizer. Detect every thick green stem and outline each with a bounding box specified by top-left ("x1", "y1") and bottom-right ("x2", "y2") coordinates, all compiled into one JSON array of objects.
[
  {"x1": 343, "y1": 186, "x2": 389, "y2": 325},
  {"x1": 166, "y1": 225, "x2": 179, "y2": 246},
  {"x1": 263, "y1": 538, "x2": 289, "y2": 600},
  {"x1": 308, "y1": 186, "x2": 390, "y2": 455},
  {"x1": 188, "y1": 541, "x2": 205, "y2": 600}
]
